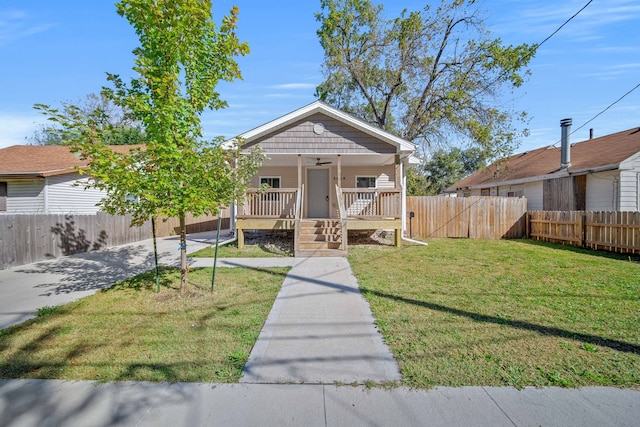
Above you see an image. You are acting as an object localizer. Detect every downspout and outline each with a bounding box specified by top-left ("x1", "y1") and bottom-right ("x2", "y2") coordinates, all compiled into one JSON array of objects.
[{"x1": 399, "y1": 155, "x2": 428, "y2": 247}]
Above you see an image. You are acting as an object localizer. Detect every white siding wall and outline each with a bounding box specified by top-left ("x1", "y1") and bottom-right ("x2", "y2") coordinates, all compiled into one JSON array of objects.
[
  {"x1": 5, "y1": 179, "x2": 45, "y2": 213},
  {"x1": 341, "y1": 165, "x2": 395, "y2": 189},
  {"x1": 523, "y1": 181, "x2": 543, "y2": 210},
  {"x1": 251, "y1": 167, "x2": 298, "y2": 188},
  {"x1": 496, "y1": 184, "x2": 524, "y2": 197},
  {"x1": 615, "y1": 153, "x2": 640, "y2": 211},
  {"x1": 586, "y1": 171, "x2": 619, "y2": 211},
  {"x1": 46, "y1": 173, "x2": 106, "y2": 214}
]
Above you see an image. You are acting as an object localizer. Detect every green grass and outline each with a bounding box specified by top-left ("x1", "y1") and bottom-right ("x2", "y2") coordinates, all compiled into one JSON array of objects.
[
  {"x1": 190, "y1": 240, "x2": 293, "y2": 258},
  {"x1": 0, "y1": 266, "x2": 288, "y2": 383},
  {"x1": 348, "y1": 239, "x2": 640, "y2": 389}
]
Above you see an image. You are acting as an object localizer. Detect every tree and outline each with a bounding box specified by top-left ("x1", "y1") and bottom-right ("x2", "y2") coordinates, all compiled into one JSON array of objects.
[
  {"x1": 29, "y1": 93, "x2": 144, "y2": 146},
  {"x1": 36, "y1": 0, "x2": 262, "y2": 292},
  {"x1": 418, "y1": 146, "x2": 487, "y2": 195},
  {"x1": 315, "y1": 0, "x2": 536, "y2": 158}
]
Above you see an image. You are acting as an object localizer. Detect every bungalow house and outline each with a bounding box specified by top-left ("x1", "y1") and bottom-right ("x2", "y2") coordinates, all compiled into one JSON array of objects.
[
  {"x1": 446, "y1": 121, "x2": 640, "y2": 212},
  {"x1": 230, "y1": 100, "x2": 418, "y2": 256},
  {"x1": 0, "y1": 145, "x2": 136, "y2": 214}
]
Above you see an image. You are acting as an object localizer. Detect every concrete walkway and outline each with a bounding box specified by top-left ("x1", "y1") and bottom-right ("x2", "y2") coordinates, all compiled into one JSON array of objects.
[
  {"x1": 1, "y1": 235, "x2": 639, "y2": 426},
  {"x1": 241, "y1": 257, "x2": 400, "y2": 384}
]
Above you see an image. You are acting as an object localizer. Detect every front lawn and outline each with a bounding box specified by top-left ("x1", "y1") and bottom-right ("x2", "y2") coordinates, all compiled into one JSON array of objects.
[
  {"x1": 349, "y1": 239, "x2": 640, "y2": 388},
  {"x1": 0, "y1": 267, "x2": 288, "y2": 383}
]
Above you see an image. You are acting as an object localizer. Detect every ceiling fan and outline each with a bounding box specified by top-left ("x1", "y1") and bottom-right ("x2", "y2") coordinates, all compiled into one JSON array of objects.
[{"x1": 314, "y1": 158, "x2": 332, "y2": 166}]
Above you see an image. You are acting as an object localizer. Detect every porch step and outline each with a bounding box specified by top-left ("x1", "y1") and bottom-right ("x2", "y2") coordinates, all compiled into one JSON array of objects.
[
  {"x1": 296, "y1": 248, "x2": 348, "y2": 257},
  {"x1": 295, "y1": 219, "x2": 346, "y2": 257}
]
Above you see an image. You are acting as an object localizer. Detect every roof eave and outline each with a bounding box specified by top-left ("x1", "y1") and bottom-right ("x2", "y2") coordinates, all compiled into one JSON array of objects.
[
  {"x1": 229, "y1": 100, "x2": 416, "y2": 153},
  {"x1": 453, "y1": 163, "x2": 620, "y2": 191}
]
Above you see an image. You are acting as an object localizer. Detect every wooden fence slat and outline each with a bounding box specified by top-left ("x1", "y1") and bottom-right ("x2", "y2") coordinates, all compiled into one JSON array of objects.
[
  {"x1": 406, "y1": 196, "x2": 527, "y2": 240},
  {"x1": 528, "y1": 210, "x2": 640, "y2": 255},
  {"x1": 0, "y1": 211, "x2": 227, "y2": 270}
]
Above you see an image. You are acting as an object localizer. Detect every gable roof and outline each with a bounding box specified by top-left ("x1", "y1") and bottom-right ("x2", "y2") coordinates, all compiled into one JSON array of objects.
[
  {"x1": 230, "y1": 100, "x2": 416, "y2": 154},
  {"x1": 449, "y1": 127, "x2": 640, "y2": 190},
  {"x1": 0, "y1": 145, "x2": 141, "y2": 177}
]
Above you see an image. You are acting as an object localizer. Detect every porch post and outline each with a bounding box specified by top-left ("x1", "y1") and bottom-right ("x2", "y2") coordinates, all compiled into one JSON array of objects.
[
  {"x1": 337, "y1": 155, "x2": 342, "y2": 189},
  {"x1": 297, "y1": 155, "x2": 302, "y2": 188}
]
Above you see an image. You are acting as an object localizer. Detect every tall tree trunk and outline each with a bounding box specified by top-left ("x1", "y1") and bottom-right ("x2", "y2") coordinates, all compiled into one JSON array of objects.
[{"x1": 179, "y1": 213, "x2": 188, "y2": 292}]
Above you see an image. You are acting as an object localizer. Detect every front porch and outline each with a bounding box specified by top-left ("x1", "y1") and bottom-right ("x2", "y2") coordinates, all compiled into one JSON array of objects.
[{"x1": 236, "y1": 186, "x2": 402, "y2": 257}]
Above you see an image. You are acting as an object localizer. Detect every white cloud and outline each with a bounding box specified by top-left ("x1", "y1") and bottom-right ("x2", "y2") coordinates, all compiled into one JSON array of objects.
[
  {"x1": 0, "y1": 113, "x2": 44, "y2": 148},
  {"x1": 0, "y1": 9, "x2": 52, "y2": 46}
]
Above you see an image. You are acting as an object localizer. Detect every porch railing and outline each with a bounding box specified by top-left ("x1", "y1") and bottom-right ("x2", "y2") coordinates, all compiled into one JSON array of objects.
[
  {"x1": 238, "y1": 188, "x2": 298, "y2": 218},
  {"x1": 335, "y1": 185, "x2": 348, "y2": 251},
  {"x1": 341, "y1": 189, "x2": 402, "y2": 218},
  {"x1": 294, "y1": 184, "x2": 304, "y2": 255},
  {"x1": 238, "y1": 187, "x2": 402, "y2": 219}
]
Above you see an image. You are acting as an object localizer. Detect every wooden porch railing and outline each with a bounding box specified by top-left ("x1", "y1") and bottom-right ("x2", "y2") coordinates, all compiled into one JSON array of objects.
[
  {"x1": 341, "y1": 189, "x2": 401, "y2": 218},
  {"x1": 239, "y1": 188, "x2": 298, "y2": 218},
  {"x1": 239, "y1": 187, "x2": 402, "y2": 219},
  {"x1": 335, "y1": 184, "x2": 348, "y2": 251},
  {"x1": 294, "y1": 184, "x2": 304, "y2": 255}
]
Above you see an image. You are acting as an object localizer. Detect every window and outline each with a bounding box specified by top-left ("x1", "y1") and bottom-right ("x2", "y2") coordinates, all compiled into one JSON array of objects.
[
  {"x1": 0, "y1": 182, "x2": 6, "y2": 211},
  {"x1": 356, "y1": 176, "x2": 376, "y2": 199},
  {"x1": 260, "y1": 177, "x2": 281, "y2": 201},
  {"x1": 480, "y1": 188, "x2": 490, "y2": 196},
  {"x1": 260, "y1": 177, "x2": 281, "y2": 189},
  {"x1": 356, "y1": 176, "x2": 376, "y2": 188},
  {"x1": 507, "y1": 191, "x2": 524, "y2": 198}
]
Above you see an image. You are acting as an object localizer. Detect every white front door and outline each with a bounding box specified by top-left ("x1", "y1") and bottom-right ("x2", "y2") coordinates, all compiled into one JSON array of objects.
[{"x1": 307, "y1": 169, "x2": 330, "y2": 218}]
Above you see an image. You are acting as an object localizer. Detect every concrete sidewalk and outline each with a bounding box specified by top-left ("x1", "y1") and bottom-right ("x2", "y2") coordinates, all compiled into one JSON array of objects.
[
  {"x1": 0, "y1": 231, "x2": 224, "y2": 329},
  {"x1": 241, "y1": 257, "x2": 401, "y2": 384},
  {"x1": 1, "y1": 380, "x2": 638, "y2": 427}
]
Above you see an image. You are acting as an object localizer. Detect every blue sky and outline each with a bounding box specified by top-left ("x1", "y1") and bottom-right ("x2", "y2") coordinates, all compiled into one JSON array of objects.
[{"x1": 0, "y1": 0, "x2": 638, "y2": 155}]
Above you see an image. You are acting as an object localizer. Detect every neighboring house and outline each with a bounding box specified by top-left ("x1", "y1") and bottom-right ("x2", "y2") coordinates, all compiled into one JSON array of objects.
[
  {"x1": 446, "y1": 123, "x2": 640, "y2": 212},
  {"x1": 0, "y1": 145, "x2": 135, "y2": 214},
  {"x1": 230, "y1": 100, "x2": 418, "y2": 256}
]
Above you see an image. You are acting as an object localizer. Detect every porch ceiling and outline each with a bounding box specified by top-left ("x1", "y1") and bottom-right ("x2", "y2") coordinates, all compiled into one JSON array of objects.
[{"x1": 261, "y1": 153, "x2": 396, "y2": 167}]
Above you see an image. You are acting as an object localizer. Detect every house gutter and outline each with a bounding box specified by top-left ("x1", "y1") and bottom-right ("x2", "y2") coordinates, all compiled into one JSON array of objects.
[{"x1": 456, "y1": 164, "x2": 620, "y2": 191}]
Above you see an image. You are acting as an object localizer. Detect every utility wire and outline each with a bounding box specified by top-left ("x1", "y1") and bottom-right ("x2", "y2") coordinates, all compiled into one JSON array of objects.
[
  {"x1": 538, "y1": 0, "x2": 593, "y2": 48},
  {"x1": 551, "y1": 82, "x2": 640, "y2": 146},
  {"x1": 476, "y1": 0, "x2": 592, "y2": 96}
]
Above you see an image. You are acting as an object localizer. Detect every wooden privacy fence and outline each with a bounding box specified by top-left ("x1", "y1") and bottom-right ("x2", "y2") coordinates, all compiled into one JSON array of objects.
[
  {"x1": 406, "y1": 196, "x2": 527, "y2": 239},
  {"x1": 0, "y1": 211, "x2": 227, "y2": 270},
  {"x1": 528, "y1": 210, "x2": 640, "y2": 254}
]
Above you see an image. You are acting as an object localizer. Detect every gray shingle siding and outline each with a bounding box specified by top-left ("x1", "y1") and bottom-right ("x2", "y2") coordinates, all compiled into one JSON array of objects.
[{"x1": 246, "y1": 113, "x2": 396, "y2": 154}]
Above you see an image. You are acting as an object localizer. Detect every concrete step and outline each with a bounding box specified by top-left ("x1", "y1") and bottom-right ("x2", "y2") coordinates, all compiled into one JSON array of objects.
[
  {"x1": 295, "y1": 248, "x2": 347, "y2": 257},
  {"x1": 298, "y1": 234, "x2": 342, "y2": 243},
  {"x1": 298, "y1": 241, "x2": 343, "y2": 250}
]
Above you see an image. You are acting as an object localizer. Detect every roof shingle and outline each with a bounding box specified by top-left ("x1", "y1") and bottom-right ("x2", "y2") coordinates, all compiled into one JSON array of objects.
[
  {"x1": 0, "y1": 145, "x2": 142, "y2": 177},
  {"x1": 450, "y1": 127, "x2": 640, "y2": 190}
]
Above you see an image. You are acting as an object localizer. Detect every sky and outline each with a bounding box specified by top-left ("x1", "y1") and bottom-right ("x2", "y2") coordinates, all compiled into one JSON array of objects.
[{"x1": 0, "y1": 0, "x2": 639, "y2": 155}]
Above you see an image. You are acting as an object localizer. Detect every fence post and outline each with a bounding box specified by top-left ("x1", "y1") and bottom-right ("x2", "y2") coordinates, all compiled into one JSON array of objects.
[
  {"x1": 526, "y1": 212, "x2": 530, "y2": 238},
  {"x1": 581, "y1": 212, "x2": 587, "y2": 248}
]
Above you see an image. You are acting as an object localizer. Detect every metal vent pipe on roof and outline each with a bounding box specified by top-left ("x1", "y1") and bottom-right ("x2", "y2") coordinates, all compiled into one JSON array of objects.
[{"x1": 560, "y1": 118, "x2": 572, "y2": 169}]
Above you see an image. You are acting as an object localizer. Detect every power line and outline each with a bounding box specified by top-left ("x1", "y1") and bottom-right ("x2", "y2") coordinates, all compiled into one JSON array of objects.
[
  {"x1": 571, "y1": 82, "x2": 640, "y2": 134},
  {"x1": 538, "y1": 0, "x2": 593, "y2": 48},
  {"x1": 476, "y1": 0, "x2": 592, "y2": 97},
  {"x1": 551, "y1": 81, "x2": 640, "y2": 146}
]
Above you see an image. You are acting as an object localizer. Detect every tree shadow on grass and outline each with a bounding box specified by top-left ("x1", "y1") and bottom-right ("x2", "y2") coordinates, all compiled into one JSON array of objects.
[
  {"x1": 361, "y1": 287, "x2": 640, "y2": 356},
  {"x1": 515, "y1": 238, "x2": 640, "y2": 262}
]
